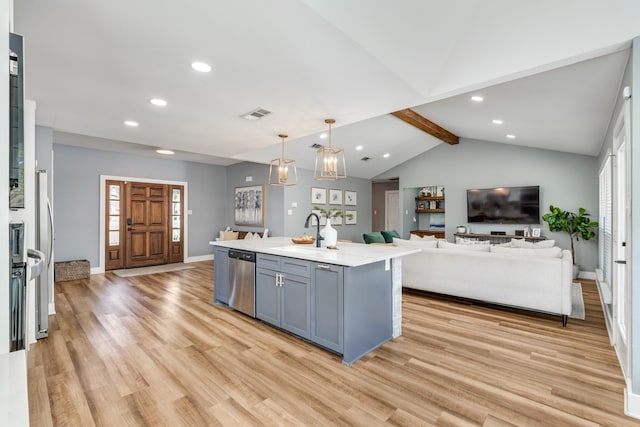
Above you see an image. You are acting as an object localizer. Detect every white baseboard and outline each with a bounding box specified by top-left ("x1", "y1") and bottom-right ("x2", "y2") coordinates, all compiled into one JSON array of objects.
[
  {"x1": 186, "y1": 254, "x2": 214, "y2": 263},
  {"x1": 90, "y1": 266, "x2": 104, "y2": 275},
  {"x1": 48, "y1": 302, "x2": 56, "y2": 315},
  {"x1": 625, "y1": 384, "x2": 640, "y2": 419},
  {"x1": 578, "y1": 270, "x2": 596, "y2": 280}
]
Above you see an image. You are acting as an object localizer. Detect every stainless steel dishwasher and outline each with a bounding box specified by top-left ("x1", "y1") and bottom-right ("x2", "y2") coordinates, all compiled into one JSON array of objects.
[{"x1": 228, "y1": 249, "x2": 256, "y2": 317}]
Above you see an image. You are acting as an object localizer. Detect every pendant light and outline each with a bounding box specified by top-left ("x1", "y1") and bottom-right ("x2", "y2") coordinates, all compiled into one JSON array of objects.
[
  {"x1": 269, "y1": 133, "x2": 298, "y2": 186},
  {"x1": 314, "y1": 118, "x2": 347, "y2": 180}
]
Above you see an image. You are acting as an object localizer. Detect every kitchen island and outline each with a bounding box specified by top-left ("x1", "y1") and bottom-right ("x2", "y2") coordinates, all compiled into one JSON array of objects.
[{"x1": 210, "y1": 237, "x2": 418, "y2": 365}]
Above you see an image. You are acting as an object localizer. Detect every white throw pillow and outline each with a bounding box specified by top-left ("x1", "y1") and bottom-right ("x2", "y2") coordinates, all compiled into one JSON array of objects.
[
  {"x1": 409, "y1": 233, "x2": 436, "y2": 241},
  {"x1": 490, "y1": 245, "x2": 562, "y2": 258},
  {"x1": 244, "y1": 232, "x2": 253, "y2": 239},
  {"x1": 394, "y1": 238, "x2": 438, "y2": 249},
  {"x1": 438, "y1": 240, "x2": 490, "y2": 252},
  {"x1": 510, "y1": 238, "x2": 555, "y2": 249}
]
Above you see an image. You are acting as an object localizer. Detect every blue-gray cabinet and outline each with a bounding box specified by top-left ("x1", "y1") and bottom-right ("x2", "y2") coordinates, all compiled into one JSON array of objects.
[
  {"x1": 213, "y1": 246, "x2": 229, "y2": 304},
  {"x1": 256, "y1": 254, "x2": 311, "y2": 339},
  {"x1": 311, "y1": 263, "x2": 344, "y2": 353}
]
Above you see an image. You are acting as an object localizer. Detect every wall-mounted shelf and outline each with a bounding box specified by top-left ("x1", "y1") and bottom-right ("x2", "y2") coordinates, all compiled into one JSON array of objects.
[
  {"x1": 413, "y1": 186, "x2": 445, "y2": 238},
  {"x1": 415, "y1": 209, "x2": 445, "y2": 214}
]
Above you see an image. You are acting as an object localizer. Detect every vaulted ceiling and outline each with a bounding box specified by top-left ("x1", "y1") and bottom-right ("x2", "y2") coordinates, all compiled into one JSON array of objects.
[{"x1": 14, "y1": 1, "x2": 640, "y2": 178}]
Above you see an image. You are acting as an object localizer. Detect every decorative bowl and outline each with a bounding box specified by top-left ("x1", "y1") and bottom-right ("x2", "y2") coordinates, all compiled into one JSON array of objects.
[{"x1": 291, "y1": 237, "x2": 315, "y2": 245}]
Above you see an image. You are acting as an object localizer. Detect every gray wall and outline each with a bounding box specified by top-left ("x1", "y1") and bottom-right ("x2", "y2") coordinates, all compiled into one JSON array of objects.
[
  {"x1": 225, "y1": 162, "x2": 285, "y2": 236},
  {"x1": 376, "y1": 138, "x2": 599, "y2": 270},
  {"x1": 283, "y1": 168, "x2": 372, "y2": 243},
  {"x1": 224, "y1": 162, "x2": 372, "y2": 242},
  {"x1": 52, "y1": 143, "x2": 227, "y2": 267},
  {"x1": 371, "y1": 181, "x2": 399, "y2": 232}
]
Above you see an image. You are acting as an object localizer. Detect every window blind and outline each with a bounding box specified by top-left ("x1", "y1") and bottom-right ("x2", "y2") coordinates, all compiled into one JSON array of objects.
[{"x1": 599, "y1": 156, "x2": 612, "y2": 288}]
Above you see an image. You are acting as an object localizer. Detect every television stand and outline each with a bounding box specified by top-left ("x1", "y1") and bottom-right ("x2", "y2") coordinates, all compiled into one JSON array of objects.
[{"x1": 454, "y1": 233, "x2": 545, "y2": 244}]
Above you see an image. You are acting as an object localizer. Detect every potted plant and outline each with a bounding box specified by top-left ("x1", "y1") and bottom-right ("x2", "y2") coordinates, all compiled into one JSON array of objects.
[
  {"x1": 313, "y1": 206, "x2": 351, "y2": 221},
  {"x1": 313, "y1": 206, "x2": 353, "y2": 247},
  {"x1": 542, "y1": 205, "x2": 598, "y2": 276},
  {"x1": 456, "y1": 225, "x2": 467, "y2": 234}
]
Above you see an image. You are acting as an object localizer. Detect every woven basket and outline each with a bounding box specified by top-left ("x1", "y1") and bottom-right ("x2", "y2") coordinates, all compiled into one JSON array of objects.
[{"x1": 54, "y1": 259, "x2": 90, "y2": 282}]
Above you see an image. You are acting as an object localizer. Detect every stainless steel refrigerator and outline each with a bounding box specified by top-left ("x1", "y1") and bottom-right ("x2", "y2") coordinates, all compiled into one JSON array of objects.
[{"x1": 36, "y1": 170, "x2": 54, "y2": 339}]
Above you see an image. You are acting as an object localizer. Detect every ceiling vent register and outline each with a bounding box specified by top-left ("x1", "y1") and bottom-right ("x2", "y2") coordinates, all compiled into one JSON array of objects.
[{"x1": 241, "y1": 108, "x2": 272, "y2": 121}]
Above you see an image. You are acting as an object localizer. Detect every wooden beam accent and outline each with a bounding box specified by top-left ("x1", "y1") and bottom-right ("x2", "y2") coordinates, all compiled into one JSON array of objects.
[{"x1": 391, "y1": 108, "x2": 459, "y2": 145}]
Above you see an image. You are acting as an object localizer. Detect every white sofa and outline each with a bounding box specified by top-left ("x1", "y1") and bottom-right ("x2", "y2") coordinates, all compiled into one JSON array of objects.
[{"x1": 395, "y1": 238, "x2": 573, "y2": 325}]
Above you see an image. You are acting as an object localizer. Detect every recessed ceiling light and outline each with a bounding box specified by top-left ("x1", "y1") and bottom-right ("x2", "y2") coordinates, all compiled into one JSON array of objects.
[
  {"x1": 356, "y1": 145, "x2": 363, "y2": 151},
  {"x1": 191, "y1": 61, "x2": 212, "y2": 73},
  {"x1": 156, "y1": 149, "x2": 175, "y2": 155},
  {"x1": 492, "y1": 119, "x2": 503, "y2": 125},
  {"x1": 150, "y1": 98, "x2": 167, "y2": 107},
  {"x1": 383, "y1": 153, "x2": 390, "y2": 158},
  {"x1": 319, "y1": 133, "x2": 328, "y2": 139},
  {"x1": 471, "y1": 95, "x2": 484, "y2": 102},
  {"x1": 506, "y1": 134, "x2": 516, "y2": 139},
  {"x1": 124, "y1": 120, "x2": 139, "y2": 127}
]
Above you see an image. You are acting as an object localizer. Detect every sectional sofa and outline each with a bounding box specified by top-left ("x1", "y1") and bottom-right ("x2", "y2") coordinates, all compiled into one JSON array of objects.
[{"x1": 395, "y1": 238, "x2": 573, "y2": 326}]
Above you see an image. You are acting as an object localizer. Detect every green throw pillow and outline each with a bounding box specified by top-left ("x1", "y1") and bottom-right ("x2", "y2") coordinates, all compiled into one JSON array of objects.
[
  {"x1": 381, "y1": 230, "x2": 401, "y2": 243},
  {"x1": 363, "y1": 232, "x2": 386, "y2": 244}
]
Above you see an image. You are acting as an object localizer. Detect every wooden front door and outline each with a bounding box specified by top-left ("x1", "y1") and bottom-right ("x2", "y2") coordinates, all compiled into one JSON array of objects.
[
  {"x1": 125, "y1": 182, "x2": 169, "y2": 268},
  {"x1": 105, "y1": 180, "x2": 184, "y2": 270}
]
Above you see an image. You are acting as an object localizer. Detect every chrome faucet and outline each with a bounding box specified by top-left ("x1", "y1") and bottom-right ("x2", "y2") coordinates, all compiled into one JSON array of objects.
[{"x1": 304, "y1": 213, "x2": 323, "y2": 247}]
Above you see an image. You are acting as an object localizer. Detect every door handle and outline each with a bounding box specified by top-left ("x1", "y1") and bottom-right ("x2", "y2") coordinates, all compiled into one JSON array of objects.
[
  {"x1": 316, "y1": 264, "x2": 331, "y2": 270},
  {"x1": 614, "y1": 260, "x2": 626, "y2": 264},
  {"x1": 127, "y1": 227, "x2": 135, "y2": 231}
]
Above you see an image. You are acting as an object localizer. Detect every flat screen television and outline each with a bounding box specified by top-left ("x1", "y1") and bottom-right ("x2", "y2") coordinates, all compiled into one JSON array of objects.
[{"x1": 467, "y1": 185, "x2": 540, "y2": 224}]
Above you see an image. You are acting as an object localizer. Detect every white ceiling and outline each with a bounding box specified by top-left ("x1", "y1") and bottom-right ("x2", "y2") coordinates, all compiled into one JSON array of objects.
[{"x1": 13, "y1": 1, "x2": 640, "y2": 178}]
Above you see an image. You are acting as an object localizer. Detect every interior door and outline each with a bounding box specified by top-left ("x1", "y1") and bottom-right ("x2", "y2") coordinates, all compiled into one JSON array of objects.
[
  {"x1": 385, "y1": 190, "x2": 400, "y2": 231},
  {"x1": 612, "y1": 102, "x2": 630, "y2": 375},
  {"x1": 125, "y1": 182, "x2": 169, "y2": 268}
]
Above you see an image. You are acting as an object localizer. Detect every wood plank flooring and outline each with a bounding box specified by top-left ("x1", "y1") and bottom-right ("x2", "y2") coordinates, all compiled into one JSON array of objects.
[{"x1": 27, "y1": 261, "x2": 640, "y2": 426}]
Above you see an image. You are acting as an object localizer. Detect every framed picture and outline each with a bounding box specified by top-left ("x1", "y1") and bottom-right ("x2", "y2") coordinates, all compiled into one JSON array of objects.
[
  {"x1": 344, "y1": 190, "x2": 357, "y2": 206},
  {"x1": 532, "y1": 227, "x2": 541, "y2": 237},
  {"x1": 310, "y1": 209, "x2": 326, "y2": 226},
  {"x1": 311, "y1": 187, "x2": 326, "y2": 204},
  {"x1": 329, "y1": 189, "x2": 343, "y2": 205},
  {"x1": 418, "y1": 202, "x2": 425, "y2": 210},
  {"x1": 331, "y1": 212, "x2": 343, "y2": 226},
  {"x1": 345, "y1": 210, "x2": 357, "y2": 225},
  {"x1": 234, "y1": 185, "x2": 264, "y2": 226}
]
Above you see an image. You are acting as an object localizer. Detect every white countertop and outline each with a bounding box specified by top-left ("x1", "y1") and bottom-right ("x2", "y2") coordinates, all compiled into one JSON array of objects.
[{"x1": 210, "y1": 237, "x2": 419, "y2": 267}]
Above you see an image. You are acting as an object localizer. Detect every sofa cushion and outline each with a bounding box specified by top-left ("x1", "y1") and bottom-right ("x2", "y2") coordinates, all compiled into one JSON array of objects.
[
  {"x1": 410, "y1": 233, "x2": 436, "y2": 241},
  {"x1": 438, "y1": 240, "x2": 490, "y2": 252},
  {"x1": 381, "y1": 230, "x2": 401, "y2": 243},
  {"x1": 363, "y1": 232, "x2": 386, "y2": 244},
  {"x1": 510, "y1": 238, "x2": 556, "y2": 248},
  {"x1": 393, "y1": 237, "x2": 438, "y2": 249},
  {"x1": 490, "y1": 245, "x2": 562, "y2": 258},
  {"x1": 455, "y1": 237, "x2": 491, "y2": 245}
]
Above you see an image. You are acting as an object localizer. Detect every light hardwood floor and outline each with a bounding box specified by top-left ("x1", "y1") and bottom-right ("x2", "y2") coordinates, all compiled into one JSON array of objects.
[{"x1": 27, "y1": 261, "x2": 640, "y2": 426}]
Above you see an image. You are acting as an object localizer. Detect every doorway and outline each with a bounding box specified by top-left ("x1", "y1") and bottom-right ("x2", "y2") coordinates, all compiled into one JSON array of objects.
[
  {"x1": 372, "y1": 179, "x2": 400, "y2": 232},
  {"x1": 104, "y1": 180, "x2": 184, "y2": 270},
  {"x1": 612, "y1": 100, "x2": 631, "y2": 375},
  {"x1": 385, "y1": 190, "x2": 400, "y2": 231}
]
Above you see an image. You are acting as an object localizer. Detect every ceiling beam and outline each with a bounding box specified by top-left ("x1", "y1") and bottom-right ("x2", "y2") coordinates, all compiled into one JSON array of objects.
[{"x1": 390, "y1": 108, "x2": 459, "y2": 145}]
